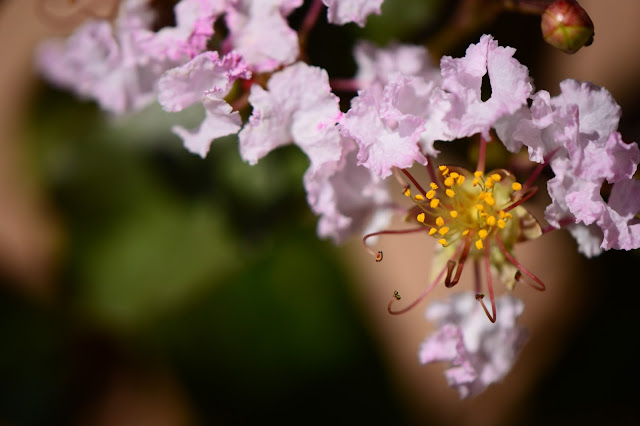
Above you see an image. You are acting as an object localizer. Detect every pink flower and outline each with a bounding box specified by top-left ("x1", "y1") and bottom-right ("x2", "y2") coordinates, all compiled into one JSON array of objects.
[
  {"x1": 224, "y1": 0, "x2": 302, "y2": 73},
  {"x1": 322, "y1": 0, "x2": 384, "y2": 27},
  {"x1": 157, "y1": 51, "x2": 251, "y2": 157},
  {"x1": 439, "y1": 34, "x2": 533, "y2": 141},
  {"x1": 339, "y1": 79, "x2": 429, "y2": 178},
  {"x1": 419, "y1": 292, "x2": 528, "y2": 399},
  {"x1": 36, "y1": 0, "x2": 223, "y2": 115},
  {"x1": 36, "y1": 0, "x2": 155, "y2": 115},
  {"x1": 305, "y1": 139, "x2": 392, "y2": 243},
  {"x1": 239, "y1": 62, "x2": 342, "y2": 169},
  {"x1": 134, "y1": 0, "x2": 227, "y2": 62},
  {"x1": 353, "y1": 41, "x2": 439, "y2": 88}
]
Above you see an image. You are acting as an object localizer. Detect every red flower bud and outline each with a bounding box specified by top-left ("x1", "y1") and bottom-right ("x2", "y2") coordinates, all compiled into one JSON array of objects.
[{"x1": 541, "y1": 0, "x2": 594, "y2": 54}]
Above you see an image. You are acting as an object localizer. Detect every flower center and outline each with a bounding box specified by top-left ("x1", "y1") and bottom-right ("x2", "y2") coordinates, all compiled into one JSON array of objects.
[{"x1": 405, "y1": 165, "x2": 523, "y2": 253}]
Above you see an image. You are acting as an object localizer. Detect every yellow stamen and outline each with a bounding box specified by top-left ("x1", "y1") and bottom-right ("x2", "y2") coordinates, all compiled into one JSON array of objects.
[
  {"x1": 417, "y1": 213, "x2": 425, "y2": 223},
  {"x1": 497, "y1": 219, "x2": 506, "y2": 229},
  {"x1": 475, "y1": 204, "x2": 484, "y2": 211},
  {"x1": 512, "y1": 182, "x2": 522, "y2": 191},
  {"x1": 485, "y1": 178, "x2": 494, "y2": 189},
  {"x1": 456, "y1": 175, "x2": 465, "y2": 186},
  {"x1": 490, "y1": 173, "x2": 502, "y2": 182},
  {"x1": 462, "y1": 229, "x2": 470, "y2": 236},
  {"x1": 438, "y1": 227, "x2": 449, "y2": 236},
  {"x1": 450, "y1": 210, "x2": 458, "y2": 218},
  {"x1": 436, "y1": 217, "x2": 445, "y2": 227},
  {"x1": 474, "y1": 171, "x2": 483, "y2": 178},
  {"x1": 414, "y1": 194, "x2": 425, "y2": 201},
  {"x1": 478, "y1": 229, "x2": 488, "y2": 239},
  {"x1": 429, "y1": 228, "x2": 437, "y2": 236},
  {"x1": 450, "y1": 172, "x2": 459, "y2": 179},
  {"x1": 472, "y1": 178, "x2": 479, "y2": 187},
  {"x1": 475, "y1": 239, "x2": 484, "y2": 250},
  {"x1": 446, "y1": 188, "x2": 456, "y2": 198},
  {"x1": 484, "y1": 195, "x2": 495, "y2": 206},
  {"x1": 438, "y1": 238, "x2": 448, "y2": 246},
  {"x1": 486, "y1": 216, "x2": 496, "y2": 226},
  {"x1": 430, "y1": 182, "x2": 439, "y2": 190},
  {"x1": 444, "y1": 176, "x2": 455, "y2": 187},
  {"x1": 430, "y1": 198, "x2": 440, "y2": 208},
  {"x1": 403, "y1": 188, "x2": 411, "y2": 197}
]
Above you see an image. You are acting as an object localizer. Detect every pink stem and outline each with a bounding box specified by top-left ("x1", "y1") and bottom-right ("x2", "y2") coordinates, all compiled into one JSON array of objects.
[
  {"x1": 298, "y1": 0, "x2": 324, "y2": 42},
  {"x1": 401, "y1": 169, "x2": 427, "y2": 197},
  {"x1": 477, "y1": 135, "x2": 488, "y2": 173}
]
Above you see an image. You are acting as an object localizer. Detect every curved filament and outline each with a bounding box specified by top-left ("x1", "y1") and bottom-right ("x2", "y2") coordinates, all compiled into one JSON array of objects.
[
  {"x1": 388, "y1": 242, "x2": 464, "y2": 315},
  {"x1": 494, "y1": 233, "x2": 546, "y2": 291},
  {"x1": 476, "y1": 240, "x2": 496, "y2": 323},
  {"x1": 362, "y1": 227, "x2": 426, "y2": 261},
  {"x1": 444, "y1": 237, "x2": 472, "y2": 288}
]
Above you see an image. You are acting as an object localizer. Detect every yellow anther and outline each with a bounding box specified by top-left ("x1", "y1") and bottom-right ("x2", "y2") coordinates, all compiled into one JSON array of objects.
[
  {"x1": 446, "y1": 188, "x2": 456, "y2": 198},
  {"x1": 512, "y1": 182, "x2": 522, "y2": 191},
  {"x1": 486, "y1": 216, "x2": 496, "y2": 226},
  {"x1": 505, "y1": 212, "x2": 513, "y2": 219},
  {"x1": 475, "y1": 239, "x2": 484, "y2": 250},
  {"x1": 403, "y1": 188, "x2": 411, "y2": 197},
  {"x1": 417, "y1": 213, "x2": 425, "y2": 223},
  {"x1": 438, "y1": 238, "x2": 448, "y2": 246},
  {"x1": 475, "y1": 204, "x2": 484, "y2": 211},
  {"x1": 414, "y1": 194, "x2": 425, "y2": 201},
  {"x1": 450, "y1": 172, "x2": 459, "y2": 179},
  {"x1": 484, "y1": 195, "x2": 495, "y2": 206},
  {"x1": 462, "y1": 229, "x2": 470, "y2": 236},
  {"x1": 444, "y1": 176, "x2": 455, "y2": 187},
  {"x1": 429, "y1": 228, "x2": 437, "y2": 236},
  {"x1": 430, "y1": 198, "x2": 440, "y2": 208},
  {"x1": 499, "y1": 210, "x2": 506, "y2": 219},
  {"x1": 472, "y1": 178, "x2": 479, "y2": 187},
  {"x1": 456, "y1": 175, "x2": 466, "y2": 186},
  {"x1": 497, "y1": 219, "x2": 506, "y2": 229},
  {"x1": 436, "y1": 216, "x2": 445, "y2": 227},
  {"x1": 478, "y1": 229, "x2": 488, "y2": 239},
  {"x1": 490, "y1": 173, "x2": 502, "y2": 182},
  {"x1": 478, "y1": 192, "x2": 487, "y2": 200},
  {"x1": 439, "y1": 165, "x2": 449, "y2": 175},
  {"x1": 430, "y1": 182, "x2": 439, "y2": 190},
  {"x1": 485, "y1": 178, "x2": 494, "y2": 189},
  {"x1": 474, "y1": 171, "x2": 483, "y2": 178},
  {"x1": 438, "y1": 227, "x2": 449, "y2": 236},
  {"x1": 450, "y1": 210, "x2": 458, "y2": 218},
  {"x1": 426, "y1": 189, "x2": 436, "y2": 199}
]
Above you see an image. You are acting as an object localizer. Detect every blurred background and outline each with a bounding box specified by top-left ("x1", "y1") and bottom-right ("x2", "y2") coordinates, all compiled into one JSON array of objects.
[{"x1": 1, "y1": 0, "x2": 640, "y2": 425}]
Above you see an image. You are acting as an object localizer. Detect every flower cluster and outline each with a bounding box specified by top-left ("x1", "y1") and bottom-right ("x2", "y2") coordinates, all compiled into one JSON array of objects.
[{"x1": 37, "y1": 0, "x2": 639, "y2": 398}]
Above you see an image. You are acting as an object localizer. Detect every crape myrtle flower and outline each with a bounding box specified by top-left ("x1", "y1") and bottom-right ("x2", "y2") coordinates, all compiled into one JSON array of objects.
[
  {"x1": 322, "y1": 0, "x2": 384, "y2": 27},
  {"x1": 36, "y1": 0, "x2": 225, "y2": 115},
  {"x1": 224, "y1": 0, "x2": 303, "y2": 73},
  {"x1": 419, "y1": 292, "x2": 527, "y2": 399},
  {"x1": 238, "y1": 62, "x2": 391, "y2": 242},
  {"x1": 498, "y1": 79, "x2": 640, "y2": 256},
  {"x1": 157, "y1": 51, "x2": 251, "y2": 157},
  {"x1": 340, "y1": 35, "x2": 533, "y2": 179}
]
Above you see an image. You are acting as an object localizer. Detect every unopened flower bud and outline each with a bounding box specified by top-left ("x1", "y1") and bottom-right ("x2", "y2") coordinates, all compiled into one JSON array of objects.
[{"x1": 541, "y1": 0, "x2": 594, "y2": 54}]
